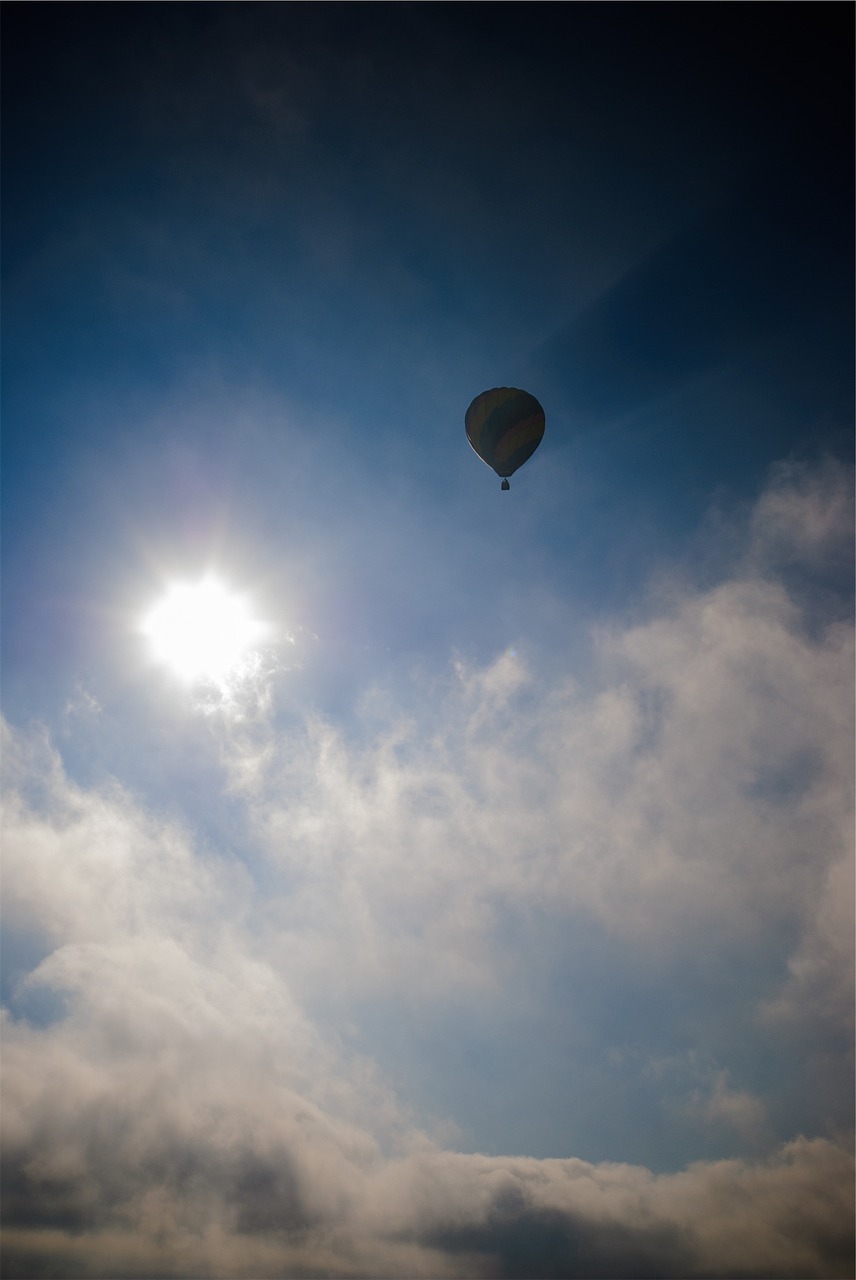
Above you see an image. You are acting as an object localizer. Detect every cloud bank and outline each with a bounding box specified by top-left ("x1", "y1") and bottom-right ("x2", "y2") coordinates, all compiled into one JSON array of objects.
[{"x1": 2, "y1": 459, "x2": 853, "y2": 1278}]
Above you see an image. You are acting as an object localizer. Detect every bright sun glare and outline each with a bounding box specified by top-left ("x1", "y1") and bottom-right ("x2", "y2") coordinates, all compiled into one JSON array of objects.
[{"x1": 141, "y1": 575, "x2": 268, "y2": 684}]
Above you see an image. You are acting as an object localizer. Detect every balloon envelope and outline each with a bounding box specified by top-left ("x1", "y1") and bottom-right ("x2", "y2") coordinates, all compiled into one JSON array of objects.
[{"x1": 465, "y1": 387, "x2": 545, "y2": 482}]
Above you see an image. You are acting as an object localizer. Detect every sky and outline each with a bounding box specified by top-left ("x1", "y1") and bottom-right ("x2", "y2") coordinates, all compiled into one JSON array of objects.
[{"x1": 1, "y1": 4, "x2": 854, "y2": 1277}]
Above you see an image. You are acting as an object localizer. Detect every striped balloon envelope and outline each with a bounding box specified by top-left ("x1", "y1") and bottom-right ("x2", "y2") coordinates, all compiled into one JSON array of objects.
[{"x1": 465, "y1": 387, "x2": 545, "y2": 490}]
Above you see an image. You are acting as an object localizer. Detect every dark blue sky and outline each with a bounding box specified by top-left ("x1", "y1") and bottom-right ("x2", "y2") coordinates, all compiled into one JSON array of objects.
[
  {"x1": 2, "y1": 6, "x2": 853, "y2": 1278},
  {"x1": 4, "y1": 5, "x2": 851, "y2": 718}
]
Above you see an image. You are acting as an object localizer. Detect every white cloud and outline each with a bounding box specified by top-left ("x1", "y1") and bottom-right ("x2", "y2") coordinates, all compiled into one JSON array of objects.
[
  {"x1": 2, "y1": 458, "x2": 853, "y2": 1276},
  {"x1": 207, "y1": 462, "x2": 853, "y2": 1038},
  {"x1": 748, "y1": 455, "x2": 855, "y2": 576}
]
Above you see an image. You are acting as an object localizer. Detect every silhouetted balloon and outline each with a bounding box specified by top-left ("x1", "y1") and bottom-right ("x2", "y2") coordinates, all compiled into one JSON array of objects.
[{"x1": 465, "y1": 387, "x2": 545, "y2": 490}]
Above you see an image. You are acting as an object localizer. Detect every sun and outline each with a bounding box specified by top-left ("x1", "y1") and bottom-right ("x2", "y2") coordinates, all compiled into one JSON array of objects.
[{"x1": 140, "y1": 575, "x2": 268, "y2": 684}]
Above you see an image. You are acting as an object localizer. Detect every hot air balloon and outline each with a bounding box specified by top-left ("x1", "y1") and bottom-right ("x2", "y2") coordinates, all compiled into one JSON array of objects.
[{"x1": 465, "y1": 387, "x2": 545, "y2": 490}]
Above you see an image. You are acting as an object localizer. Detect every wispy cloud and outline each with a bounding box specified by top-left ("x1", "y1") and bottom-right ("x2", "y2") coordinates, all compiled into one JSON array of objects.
[
  {"x1": 2, "y1": 459, "x2": 853, "y2": 1276},
  {"x1": 217, "y1": 461, "x2": 853, "y2": 1010}
]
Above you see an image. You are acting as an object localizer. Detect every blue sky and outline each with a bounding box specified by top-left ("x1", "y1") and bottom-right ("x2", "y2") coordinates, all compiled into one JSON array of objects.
[{"x1": 2, "y1": 5, "x2": 854, "y2": 1277}]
